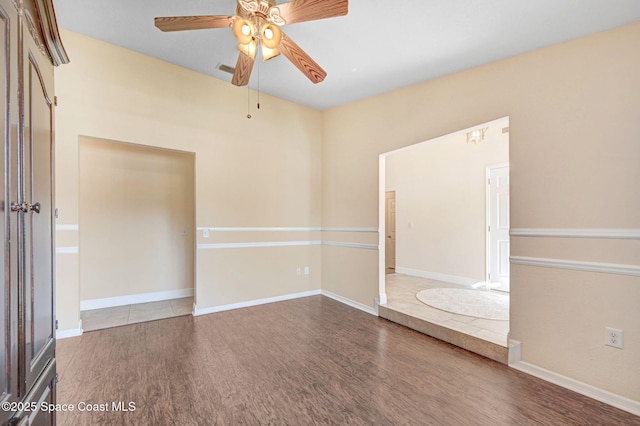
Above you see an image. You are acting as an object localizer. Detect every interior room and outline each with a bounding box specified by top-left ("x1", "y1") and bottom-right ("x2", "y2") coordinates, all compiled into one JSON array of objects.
[
  {"x1": 379, "y1": 117, "x2": 511, "y2": 363},
  {"x1": 4, "y1": 0, "x2": 637, "y2": 424}
]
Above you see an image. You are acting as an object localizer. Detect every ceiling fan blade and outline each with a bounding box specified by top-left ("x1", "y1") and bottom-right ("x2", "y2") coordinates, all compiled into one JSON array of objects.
[
  {"x1": 277, "y1": 0, "x2": 348, "y2": 25},
  {"x1": 232, "y1": 52, "x2": 255, "y2": 86},
  {"x1": 154, "y1": 15, "x2": 233, "y2": 32},
  {"x1": 278, "y1": 33, "x2": 326, "y2": 84}
]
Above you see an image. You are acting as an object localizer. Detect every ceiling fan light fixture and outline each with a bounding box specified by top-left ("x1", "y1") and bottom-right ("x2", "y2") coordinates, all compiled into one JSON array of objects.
[
  {"x1": 261, "y1": 46, "x2": 280, "y2": 61},
  {"x1": 155, "y1": 0, "x2": 349, "y2": 88},
  {"x1": 238, "y1": 40, "x2": 257, "y2": 60},
  {"x1": 261, "y1": 23, "x2": 282, "y2": 49},
  {"x1": 232, "y1": 18, "x2": 255, "y2": 44}
]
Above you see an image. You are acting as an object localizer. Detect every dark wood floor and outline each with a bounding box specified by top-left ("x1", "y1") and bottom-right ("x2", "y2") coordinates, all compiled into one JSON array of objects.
[{"x1": 56, "y1": 295, "x2": 639, "y2": 425}]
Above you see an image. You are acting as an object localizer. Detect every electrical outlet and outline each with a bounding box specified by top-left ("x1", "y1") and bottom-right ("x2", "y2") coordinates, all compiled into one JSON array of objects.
[
  {"x1": 304, "y1": 266, "x2": 310, "y2": 275},
  {"x1": 605, "y1": 327, "x2": 624, "y2": 349},
  {"x1": 203, "y1": 229, "x2": 210, "y2": 238},
  {"x1": 296, "y1": 267, "x2": 301, "y2": 276}
]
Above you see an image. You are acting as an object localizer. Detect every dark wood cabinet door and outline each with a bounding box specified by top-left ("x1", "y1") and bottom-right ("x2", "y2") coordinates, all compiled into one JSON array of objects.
[
  {"x1": 1, "y1": 0, "x2": 64, "y2": 423},
  {"x1": 11, "y1": 359, "x2": 56, "y2": 426},
  {"x1": 20, "y1": 21, "x2": 55, "y2": 395},
  {"x1": 1, "y1": 0, "x2": 19, "y2": 423}
]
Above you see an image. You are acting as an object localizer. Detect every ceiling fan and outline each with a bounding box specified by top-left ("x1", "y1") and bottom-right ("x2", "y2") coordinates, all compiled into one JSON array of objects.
[{"x1": 154, "y1": 0, "x2": 348, "y2": 86}]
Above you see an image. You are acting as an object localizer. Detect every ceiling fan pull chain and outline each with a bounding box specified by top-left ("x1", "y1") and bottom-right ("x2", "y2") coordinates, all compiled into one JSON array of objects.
[{"x1": 247, "y1": 84, "x2": 252, "y2": 119}]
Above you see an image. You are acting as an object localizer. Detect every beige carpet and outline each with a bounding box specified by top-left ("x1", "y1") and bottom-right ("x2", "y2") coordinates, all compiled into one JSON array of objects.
[{"x1": 416, "y1": 288, "x2": 509, "y2": 321}]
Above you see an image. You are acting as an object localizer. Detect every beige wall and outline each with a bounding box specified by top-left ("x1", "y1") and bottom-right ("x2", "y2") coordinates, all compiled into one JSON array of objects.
[
  {"x1": 54, "y1": 22, "x2": 640, "y2": 404},
  {"x1": 385, "y1": 118, "x2": 508, "y2": 283},
  {"x1": 55, "y1": 30, "x2": 322, "y2": 331},
  {"x1": 78, "y1": 137, "x2": 195, "y2": 301},
  {"x1": 322, "y1": 23, "x2": 640, "y2": 401}
]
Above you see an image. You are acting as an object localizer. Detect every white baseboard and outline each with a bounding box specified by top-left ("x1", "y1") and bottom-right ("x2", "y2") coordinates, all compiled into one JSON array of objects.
[
  {"x1": 56, "y1": 320, "x2": 83, "y2": 339},
  {"x1": 193, "y1": 289, "x2": 378, "y2": 318},
  {"x1": 509, "y1": 360, "x2": 640, "y2": 416},
  {"x1": 321, "y1": 290, "x2": 377, "y2": 316},
  {"x1": 81, "y1": 288, "x2": 194, "y2": 311},
  {"x1": 194, "y1": 290, "x2": 322, "y2": 316},
  {"x1": 395, "y1": 267, "x2": 478, "y2": 286}
]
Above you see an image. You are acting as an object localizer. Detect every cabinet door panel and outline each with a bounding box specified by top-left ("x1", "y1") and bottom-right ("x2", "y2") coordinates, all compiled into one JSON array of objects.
[
  {"x1": 0, "y1": 2, "x2": 9, "y2": 413},
  {"x1": 0, "y1": 0, "x2": 19, "y2": 423},
  {"x1": 12, "y1": 360, "x2": 56, "y2": 426},
  {"x1": 1, "y1": 1, "x2": 60, "y2": 424},
  {"x1": 22, "y1": 47, "x2": 55, "y2": 392}
]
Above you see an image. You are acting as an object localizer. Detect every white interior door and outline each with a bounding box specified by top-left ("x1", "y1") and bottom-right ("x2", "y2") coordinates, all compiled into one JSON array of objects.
[
  {"x1": 488, "y1": 166, "x2": 510, "y2": 291},
  {"x1": 385, "y1": 191, "x2": 396, "y2": 270}
]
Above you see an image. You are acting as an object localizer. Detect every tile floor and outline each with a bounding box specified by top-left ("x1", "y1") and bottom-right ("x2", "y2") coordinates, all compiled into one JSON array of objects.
[
  {"x1": 382, "y1": 274, "x2": 509, "y2": 347},
  {"x1": 80, "y1": 297, "x2": 193, "y2": 332}
]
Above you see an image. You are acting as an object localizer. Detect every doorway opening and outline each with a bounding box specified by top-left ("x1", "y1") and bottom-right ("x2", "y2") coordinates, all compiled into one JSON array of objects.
[
  {"x1": 378, "y1": 117, "x2": 510, "y2": 362},
  {"x1": 385, "y1": 191, "x2": 396, "y2": 274},
  {"x1": 78, "y1": 137, "x2": 196, "y2": 331}
]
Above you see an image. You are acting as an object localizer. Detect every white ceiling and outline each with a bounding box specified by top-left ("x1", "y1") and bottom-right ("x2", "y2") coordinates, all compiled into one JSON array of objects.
[{"x1": 53, "y1": 0, "x2": 640, "y2": 110}]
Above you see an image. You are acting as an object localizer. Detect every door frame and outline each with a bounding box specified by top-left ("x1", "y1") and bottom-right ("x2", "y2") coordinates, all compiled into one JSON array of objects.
[
  {"x1": 485, "y1": 163, "x2": 510, "y2": 288},
  {"x1": 384, "y1": 190, "x2": 396, "y2": 271}
]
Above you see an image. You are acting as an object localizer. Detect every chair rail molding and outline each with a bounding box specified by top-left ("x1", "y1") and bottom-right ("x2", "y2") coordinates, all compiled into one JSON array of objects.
[
  {"x1": 55, "y1": 224, "x2": 79, "y2": 231},
  {"x1": 196, "y1": 226, "x2": 378, "y2": 233},
  {"x1": 510, "y1": 228, "x2": 640, "y2": 239},
  {"x1": 510, "y1": 256, "x2": 640, "y2": 277}
]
